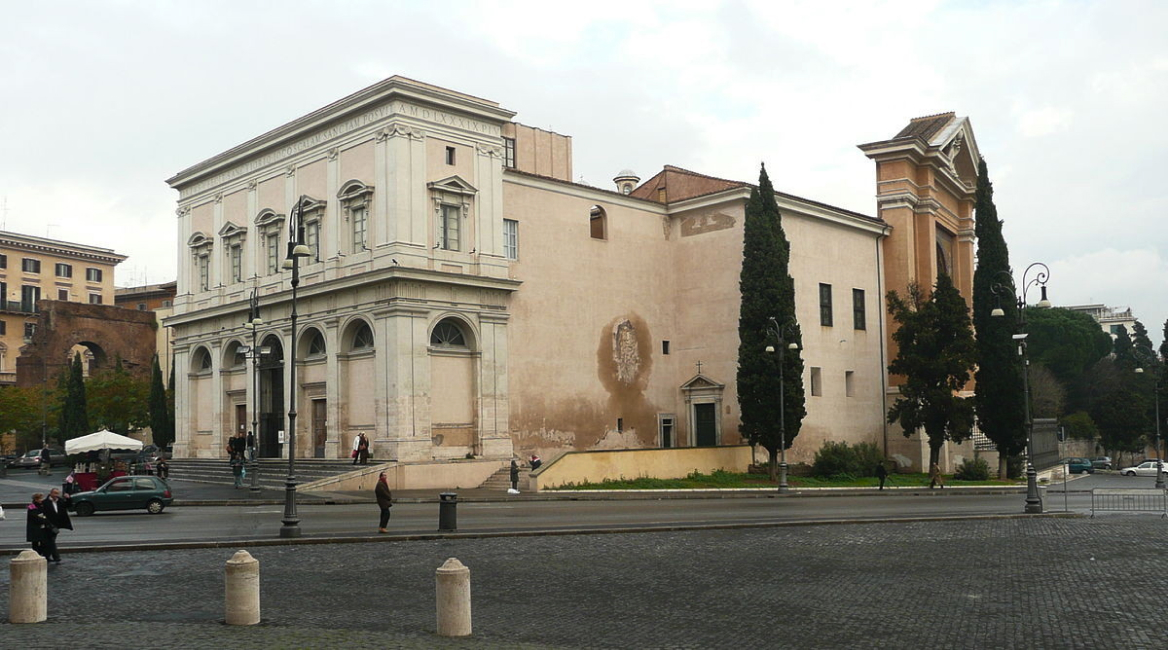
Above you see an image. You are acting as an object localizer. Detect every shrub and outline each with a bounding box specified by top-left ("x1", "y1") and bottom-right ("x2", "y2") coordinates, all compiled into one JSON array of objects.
[
  {"x1": 812, "y1": 441, "x2": 885, "y2": 478},
  {"x1": 954, "y1": 457, "x2": 990, "y2": 481}
]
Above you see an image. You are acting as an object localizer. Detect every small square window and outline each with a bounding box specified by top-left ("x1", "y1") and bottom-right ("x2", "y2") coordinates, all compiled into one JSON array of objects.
[
  {"x1": 57, "y1": 289, "x2": 68, "y2": 301},
  {"x1": 55, "y1": 263, "x2": 72, "y2": 278},
  {"x1": 137, "y1": 303, "x2": 147, "y2": 311},
  {"x1": 89, "y1": 293, "x2": 103, "y2": 305},
  {"x1": 86, "y1": 268, "x2": 103, "y2": 282},
  {"x1": 810, "y1": 367, "x2": 823, "y2": 397},
  {"x1": 162, "y1": 300, "x2": 172, "y2": 308},
  {"x1": 22, "y1": 258, "x2": 41, "y2": 273},
  {"x1": 445, "y1": 146, "x2": 456, "y2": 165}
]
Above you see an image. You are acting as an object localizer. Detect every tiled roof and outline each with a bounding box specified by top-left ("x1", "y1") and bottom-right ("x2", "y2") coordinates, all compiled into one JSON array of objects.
[
  {"x1": 628, "y1": 165, "x2": 749, "y2": 203},
  {"x1": 894, "y1": 112, "x2": 955, "y2": 141}
]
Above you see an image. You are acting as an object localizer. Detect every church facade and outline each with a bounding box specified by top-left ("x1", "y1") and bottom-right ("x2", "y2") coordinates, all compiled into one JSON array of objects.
[{"x1": 165, "y1": 77, "x2": 981, "y2": 471}]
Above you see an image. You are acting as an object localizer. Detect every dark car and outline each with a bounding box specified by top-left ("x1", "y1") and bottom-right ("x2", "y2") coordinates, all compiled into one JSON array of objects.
[
  {"x1": 1065, "y1": 458, "x2": 1094, "y2": 474},
  {"x1": 69, "y1": 475, "x2": 174, "y2": 516}
]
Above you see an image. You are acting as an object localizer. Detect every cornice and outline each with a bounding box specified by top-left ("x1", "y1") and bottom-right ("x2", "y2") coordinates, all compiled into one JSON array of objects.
[
  {"x1": 0, "y1": 231, "x2": 127, "y2": 265},
  {"x1": 503, "y1": 172, "x2": 666, "y2": 213}
]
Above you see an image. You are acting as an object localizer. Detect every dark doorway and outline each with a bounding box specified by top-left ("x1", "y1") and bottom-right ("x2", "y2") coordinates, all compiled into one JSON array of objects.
[
  {"x1": 694, "y1": 403, "x2": 717, "y2": 447},
  {"x1": 258, "y1": 335, "x2": 285, "y2": 459},
  {"x1": 660, "y1": 416, "x2": 674, "y2": 448},
  {"x1": 312, "y1": 399, "x2": 327, "y2": 458},
  {"x1": 235, "y1": 404, "x2": 247, "y2": 439}
]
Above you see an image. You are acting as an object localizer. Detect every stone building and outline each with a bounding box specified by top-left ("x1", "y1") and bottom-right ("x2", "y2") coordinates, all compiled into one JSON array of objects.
[
  {"x1": 0, "y1": 230, "x2": 126, "y2": 385},
  {"x1": 165, "y1": 76, "x2": 982, "y2": 472}
]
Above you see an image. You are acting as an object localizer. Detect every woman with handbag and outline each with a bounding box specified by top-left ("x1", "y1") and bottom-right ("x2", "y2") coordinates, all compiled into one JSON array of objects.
[{"x1": 26, "y1": 493, "x2": 52, "y2": 559}]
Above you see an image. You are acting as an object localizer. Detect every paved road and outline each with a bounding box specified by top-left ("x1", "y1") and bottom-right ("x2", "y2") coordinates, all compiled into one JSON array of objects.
[{"x1": 2, "y1": 516, "x2": 1167, "y2": 648}]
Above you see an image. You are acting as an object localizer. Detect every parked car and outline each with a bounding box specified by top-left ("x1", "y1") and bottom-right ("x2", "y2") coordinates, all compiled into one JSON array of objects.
[
  {"x1": 1065, "y1": 458, "x2": 1094, "y2": 474},
  {"x1": 1120, "y1": 461, "x2": 1168, "y2": 477},
  {"x1": 1091, "y1": 456, "x2": 1113, "y2": 470},
  {"x1": 6, "y1": 447, "x2": 68, "y2": 469},
  {"x1": 69, "y1": 475, "x2": 173, "y2": 515}
]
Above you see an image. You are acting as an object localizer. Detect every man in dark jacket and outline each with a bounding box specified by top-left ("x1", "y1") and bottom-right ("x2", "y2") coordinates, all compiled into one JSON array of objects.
[
  {"x1": 375, "y1": 472, "x2": 392, "y2": 533},
  {"x1": 42, "y1": 488, "x2": 73, "y2": 562},
  {"x1": 26, "y1": 493, "x2": 51, "y2": 557}
]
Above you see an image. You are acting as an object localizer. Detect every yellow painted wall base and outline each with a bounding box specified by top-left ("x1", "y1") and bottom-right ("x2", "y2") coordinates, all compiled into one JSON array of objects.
[
  {"x1": 532, "y1": 446, "x2": 752, "y2": 490},
  {"x1": 299, "y1": 459, "x2": 504, "y2": 493}
]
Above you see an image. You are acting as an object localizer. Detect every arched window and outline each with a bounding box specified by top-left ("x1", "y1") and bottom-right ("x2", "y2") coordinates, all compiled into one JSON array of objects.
[
  {"x1": 192, "y1": 346, "x2": 213, "y2": 372},
  {"x1": 590, "y1": 205, "x2": 607, "y2": 240},
  {"x1": 351, "y1": 322, "x2": 374, "y2": 351},
  {"x1": 308, "y1": 329, "x2": 326, "y2": 357},
  {"x1": 430, "y1": 320, "x2": 467, "y2": 348},
  {"x1": 224, "y1": 341, "x2": 246, "y2": 369}
]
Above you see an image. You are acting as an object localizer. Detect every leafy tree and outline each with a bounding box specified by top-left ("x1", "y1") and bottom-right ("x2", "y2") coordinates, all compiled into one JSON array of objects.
[
  {"x1": 971, "y1": 157, "x2": 1026, "y2": 477},
  {"x1": 736, "y1": 163, "x2": 805, "y2": 481},
  {"x1": 0, "y1": 386, "x2": 43, "y2": 449},
  {"x1": 887, "y1": 274, "x2": 978, "y2": 467},
  {"x1": 149, "y1": 354, "x2": 174, "y2": 448},
  {"x1": 1131, "y1": 320, "x2": 1158, "y2": 370},
  {"x1": 87, "y1": 356, "x2": 149, "y2": 435},
  {"x1": 1024, "y1": 307, "x2": 1113, "y2": 385},
  {"x1": 1090, "y1": 328, "x2": 1147, "y2": 453},
  {"x1": 1059, "y1": 411, "x2": 1098, "y2": 441},
  {"x1": 59, "y1": 352, "x2": 90, "y2": 440}
]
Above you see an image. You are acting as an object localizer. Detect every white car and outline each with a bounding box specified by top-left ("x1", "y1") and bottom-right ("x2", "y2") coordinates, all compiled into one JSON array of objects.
[{"x1": 1120, "y1": 461, "x2": 1168, "y2": 477}]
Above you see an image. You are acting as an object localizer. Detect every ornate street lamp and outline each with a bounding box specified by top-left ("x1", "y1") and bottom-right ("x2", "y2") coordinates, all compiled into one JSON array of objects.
[
  {"x1": 765, "y1": 317, "x2": 800, "y2": 494},
  {"x1": 242, "y1": 287, "x2": 264, "y2": 494},
  {"x1": 991, "y1": 262, "x2": 1052, "y2": 514},
  {"x1": 1134, "y1": 367, "x2": 1164, "y2": 490},
  {"x1": 279, "y1": 196, "x2": 312, "y2": 538}
]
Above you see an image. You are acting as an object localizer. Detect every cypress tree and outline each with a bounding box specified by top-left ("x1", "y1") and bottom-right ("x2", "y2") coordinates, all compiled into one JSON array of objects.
[
  {"x1": 149, "y1": 355, "x2": 172, "y2": 448},
  {"x1": 971, "y1": 157, "x2": 1027, "y2": 477},
  {"x1": 736, "y1": 163, "x2": 805, "y2": 481},
  {"x1": 61, "y1": 352, "x2": 89, "y2": 440}
]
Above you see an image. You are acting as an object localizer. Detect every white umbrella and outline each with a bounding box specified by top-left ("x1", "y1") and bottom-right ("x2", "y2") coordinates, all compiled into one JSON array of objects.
[{"x1": 64, "y1": 429, "x2": 144, "y2": 455}]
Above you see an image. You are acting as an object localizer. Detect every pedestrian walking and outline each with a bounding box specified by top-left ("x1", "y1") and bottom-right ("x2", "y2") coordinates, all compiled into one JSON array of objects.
[
  {"x1": 375, "y1": 472, "x2": 393, "y2": 533},
  {"x1": 246, "y1": 430, "x2": 256, "y2": 461},
  {"x1": 38, "y1": 445, "x2": 52, "y2": 475},
  {"x1": 26, "y1": 493, "x2": 52, "y2": 558},
  {"x1": 929, "y1": 462, "x2": 945, "y2": 489},
  {"x1": 42, "y1": 488, "x2": 72, "y2": 563},
  {"x1": 231, "y1": 454, "x2": 244, "y2": 488},
  {"x1": 509, "y1": 458, "x2": 520, "y2": 494},
  {"x1": 875, "y1": 462, "x2": 888, "y2": 490},
  {"x1": 156, "y1": 458, "x2": 170, "y2": 480}
]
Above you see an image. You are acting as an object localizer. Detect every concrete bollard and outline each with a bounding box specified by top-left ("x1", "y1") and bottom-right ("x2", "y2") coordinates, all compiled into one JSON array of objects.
[
  {"x1": 224, "y1": 550, "x2": 261, "y2": 625},
  {"x1": 435, "y1": 557, "x2": 471, "y2": 637},
  {"x1": 10, "y1": 550, "x2": 48, "y2": 624}
]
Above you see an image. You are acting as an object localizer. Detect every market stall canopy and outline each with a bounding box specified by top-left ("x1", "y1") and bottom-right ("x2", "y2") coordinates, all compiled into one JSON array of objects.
[{"x1": 65, "y1": 429, "x2": 144, "y2": 455}]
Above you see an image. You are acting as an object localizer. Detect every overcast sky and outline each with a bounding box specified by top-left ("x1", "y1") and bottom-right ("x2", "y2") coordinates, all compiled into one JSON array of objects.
[{"x1": 2, "y1": 0, "x2": 1165, "y2": 345}]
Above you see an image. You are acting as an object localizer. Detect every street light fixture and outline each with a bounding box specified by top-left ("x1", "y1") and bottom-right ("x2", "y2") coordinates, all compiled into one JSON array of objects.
[
  {"x1": 242, "y1": 287, "x2": 264, "y2": 494},
  {"x1": 765, "y1": 316, "x2": 800, "y2": 494},
  {"x1": 279, "y1": 196, "x2": 311, "y2": 538},
  {"x1": 990, "y1": 262, "x2": 1051, "y2": 514},
  {"x1": 1134, "y1": 367, "x2": 1164, "y2": 490}
]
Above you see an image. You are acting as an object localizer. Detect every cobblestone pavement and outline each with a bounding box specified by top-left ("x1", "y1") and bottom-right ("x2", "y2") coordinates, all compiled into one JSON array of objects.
[{"x1": 2, "y1": 516, "x2": 1167, "y2": 648}]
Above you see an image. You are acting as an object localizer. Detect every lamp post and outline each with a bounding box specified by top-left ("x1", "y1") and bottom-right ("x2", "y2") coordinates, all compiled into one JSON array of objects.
[
  {"x1": 765, "y1": 317, "x2": 800, "y2": 493},
  {"x1": 279, "y1": 196, "x2": 311, "y2": 538},
  {"x1": 1134, "y1": 367, "x2": 1164, "y2": 489},
  {"x1": 990, "y1": 262, "x2": 1051, "y2": 514},
  {"x1": 242, "y1": 288, "x2": 264, "y2": 494}
]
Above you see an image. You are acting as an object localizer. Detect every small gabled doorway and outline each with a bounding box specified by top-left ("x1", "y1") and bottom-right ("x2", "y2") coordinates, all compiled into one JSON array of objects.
[{"x1": 680, "y1": 372, "x2": 725, "y2": 448}]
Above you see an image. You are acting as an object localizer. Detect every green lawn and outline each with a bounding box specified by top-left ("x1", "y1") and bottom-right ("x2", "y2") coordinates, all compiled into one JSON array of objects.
[{"x1": 547, "y1": 469, "x2": 1019, "y2": 490}]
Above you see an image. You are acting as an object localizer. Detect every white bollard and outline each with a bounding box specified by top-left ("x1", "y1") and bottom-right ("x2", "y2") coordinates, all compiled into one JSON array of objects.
[
  {"x1": 224, "y1": 549, "x2": 261, "y2": 625},
  {"x1": 435, "y1": 557, "x2": 472, "y2": 637},
  {"x1": 10, "y1": 550, "x2": 47, "y2": 624}
]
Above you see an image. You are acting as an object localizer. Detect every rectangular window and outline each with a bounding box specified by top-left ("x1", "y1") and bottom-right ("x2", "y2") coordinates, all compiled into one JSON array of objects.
[
  {"x1": 89, "y1": 293, "x2": 103, "y2": 305},
  {"x1": 162, "y1": 300, "x2": 172, "y2": 308},
  {"x1": 24, "y1": 322, "x2": 35, "y2": 339},
  {"x1": 57, "y1": 289, "x2": 69, "y2": 301},
  {"x1": 199, "y1": 254, "x2": 211, "y2": 290},
  {"x1": 503, "y1": 219, "x2": 518, "y2": 260},
  {"x1": 21, "y1": 285, "x2": 40, "y2": 312},
  {"x1": 0, "y1": 319, "x2": 6, "y2": 335},
  {"x1": 845, "y1": 370, "x2": 856, "y2": 397},
  {"x1": 305, "y1": 221, "x2": 321, "y2": 262},
  {"x1": 438, "y1": 204, "x2": 461, "y2": 251},
  {"x1": 55, "y1": 263, "x2": 72, "y2": 278},
  {"x1": 0, "y1": 253, "x2": 6, "y2": 268},
  {"x1": 137, "y1": 303, "x2": 147, "y2": 311},
  {"x1": 351, "y1": 207, "x2": 368, "y2": 252},
  {"x1": 230, "y1": 245, "x2": 242, "y2": 283},
  {"x1": 819, "y1": 283, "x2": 833, "y2": 327},
  {"x1": 662, "y1": 340, "x2": 670, "y2": 355},
  {"x1": 810, "y1": 367, "x2": 823, "y2": 397},
  {"x1": 503, "y1": 137, "x2": 516, "y2": 169},
  {"x1": 266, "y1": 233, "x2": 280, "y2": 275},
  {"x1": 22, "y1": 258, "x2": 40, "y2": 273},
  {"x1": 86, "y1": 267, "x2": 102, "y2": 282},
  {"x1": 617, "y1": 417, "x2": 624, "y2": 432},
  {"x1": 0, "y1": 281, "x2": 6, "y2": 309},
  {"x1": 445, "y1": 146, "x2": 456, "y2": 165},
  {"x1": 853, "y1": 288, "x2": 866, "y2": 331}
]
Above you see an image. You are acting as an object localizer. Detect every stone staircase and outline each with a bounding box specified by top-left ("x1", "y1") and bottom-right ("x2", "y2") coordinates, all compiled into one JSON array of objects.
[
  {"x1": 165, "y1": 458, "x2": 364, "y2": 491},
  {"x1": 478, "y1": 465, "x2": 518, "y2": 491}
]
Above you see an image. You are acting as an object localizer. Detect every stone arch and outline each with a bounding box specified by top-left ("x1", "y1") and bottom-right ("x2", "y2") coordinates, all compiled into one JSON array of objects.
[
  {"x1": 296, "y1": 325, "x2": 327, "y2": 360},
  {"x1": 190, "y1": 345, "x2": 213, "y2": 373},
  {"x1": 589, "y1": 205, "x2": 608, "y2": 240},
  {"x1": 341, "y1": 316, "x2": 376, "y2": 353},
  {"x1": 222, "y1": 338, "x2": 247, "y2": 370},
  {"x1": 428, "y1": 314, "x2": 478, "y2": 351}
]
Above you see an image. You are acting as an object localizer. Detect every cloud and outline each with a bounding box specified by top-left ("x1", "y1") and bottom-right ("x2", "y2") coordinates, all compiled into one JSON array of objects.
[{"x1": 1014, "y1": 106, "x2": 1074, "y2": 138}]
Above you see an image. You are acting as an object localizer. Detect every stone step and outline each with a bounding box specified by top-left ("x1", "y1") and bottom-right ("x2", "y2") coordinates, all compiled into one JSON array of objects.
[{"x1": 165, "y1": 458, "x2": 365, "y2": 489}]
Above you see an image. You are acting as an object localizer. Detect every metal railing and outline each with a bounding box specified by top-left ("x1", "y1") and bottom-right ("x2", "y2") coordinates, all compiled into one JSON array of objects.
[{"x1": 1090, "y1": 488, "x2": 1168, "y2": 517}]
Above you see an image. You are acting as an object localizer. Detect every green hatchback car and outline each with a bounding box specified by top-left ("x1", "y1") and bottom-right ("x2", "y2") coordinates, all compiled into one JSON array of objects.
[
  {"x1": 70, "y1": 475, "x2": 174, "y2": 516},
  {"x1": 1065, "y1": 458, "x2": 1095, "y2": 475}
]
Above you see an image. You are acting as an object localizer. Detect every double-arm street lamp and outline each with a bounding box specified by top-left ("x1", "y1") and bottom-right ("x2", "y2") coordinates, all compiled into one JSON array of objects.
[
  {"x1": 241, "y1": 287, "x2": 266, "y2": 494},
  {"x1": 991, "y1": 262, "x2": 1052, "y2": 514},
  {"x1": 1134, "y1": 367, "x2": 1164, "y2": 489},
  {"x1": 278, "y1": 196, "x2": 312, "y2": 538},
  {"x1": 765, "y1": 317, "x2": 800, "y2": 494}
]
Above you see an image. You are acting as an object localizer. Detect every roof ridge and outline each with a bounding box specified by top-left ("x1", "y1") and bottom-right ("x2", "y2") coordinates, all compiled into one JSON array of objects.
[
  {"x1": 660, "y1": 165, "x2": 749, "y2": 187},
  {"x1": 907, "y1": 111, "x2": 955, "y2": 122}
]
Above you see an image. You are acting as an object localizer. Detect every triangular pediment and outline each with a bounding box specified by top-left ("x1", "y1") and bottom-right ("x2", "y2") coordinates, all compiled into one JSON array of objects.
[
  {"x1": 931, "y1": 117, "x2": 980, "y2": 187},
  {"x1": 218, "y1": 221, "x2": 246, "y2": 238},
  {"x1": 680, "y1": 373, "x2": 724, "y2": 391},
  {"x1": 428, "y1": 175, "x2": 477, "y2": 195}
]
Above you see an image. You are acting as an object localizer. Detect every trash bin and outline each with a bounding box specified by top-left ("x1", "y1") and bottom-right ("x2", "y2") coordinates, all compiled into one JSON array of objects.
[{"x1": 438, "y1": 492, "x2": 458, "y2": 532}]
